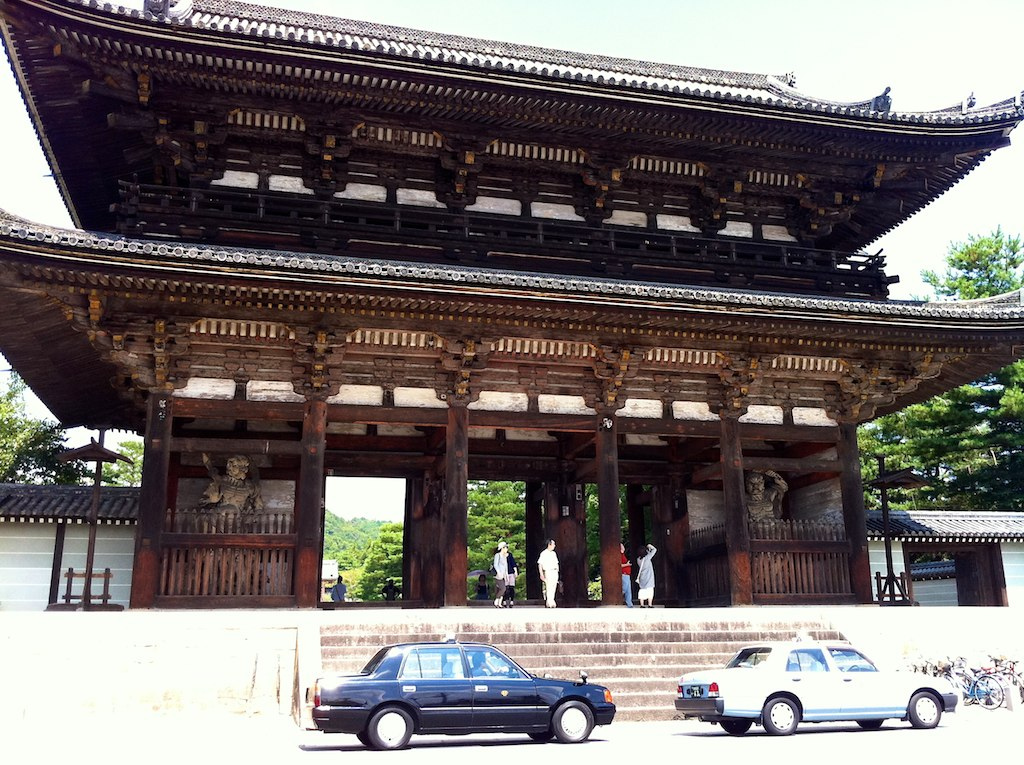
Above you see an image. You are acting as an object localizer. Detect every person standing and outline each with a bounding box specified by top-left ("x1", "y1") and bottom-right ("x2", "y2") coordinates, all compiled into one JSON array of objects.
[
  {"x1": 635, "y1": 543, "x2": 657, "y2": 607},
  {"x1": 330, "y1": 575, "x2": 347, "y2": 603},
  {"x1": 492, "y1": 541, "x2": 509, "y2": 608},
  {"x1": 501, "y1": 546, "x2": 519, "y2": 607},
  {"x1": 538, "y1": 539, "x2": 560, "y2": 608},
  {"x1": 620, "y1": 543, "x2": 633, "y2": 608}
]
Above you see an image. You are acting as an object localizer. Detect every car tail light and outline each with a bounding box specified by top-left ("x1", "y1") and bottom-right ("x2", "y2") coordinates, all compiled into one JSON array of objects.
[
  {"x1": 313, "y1": 681, "x2": 321, "y2": 707},
  {"x1": 604, "y1": 688, "x2": 614, "y2": 704},
  {"x1": 708, "y1": 682, "x2": 720, "y2": 698}
]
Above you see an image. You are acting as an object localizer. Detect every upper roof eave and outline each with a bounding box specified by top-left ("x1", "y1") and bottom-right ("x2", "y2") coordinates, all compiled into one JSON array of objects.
[{"x1": 16, "y1": 0, "x2": 1024, "y2": 131}]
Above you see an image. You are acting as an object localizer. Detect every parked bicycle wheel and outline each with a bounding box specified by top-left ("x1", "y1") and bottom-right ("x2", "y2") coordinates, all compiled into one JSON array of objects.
[{"x1": 971, "y1": 674, "x2": 1004, "y2": 710}]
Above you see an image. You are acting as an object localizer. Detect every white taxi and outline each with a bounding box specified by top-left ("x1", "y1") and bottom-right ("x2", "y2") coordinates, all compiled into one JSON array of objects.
[{"x1": 675, "y1": 636, "x2": 957, "y2": 735}]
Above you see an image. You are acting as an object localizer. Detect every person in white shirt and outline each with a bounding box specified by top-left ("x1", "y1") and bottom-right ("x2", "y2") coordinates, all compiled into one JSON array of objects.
[
  {"x1": 537, "y1": 539, "x2": 560, "y2": 608},
  {"x1": 635, "y1": 543, "x2": 657, "y2": 607}
]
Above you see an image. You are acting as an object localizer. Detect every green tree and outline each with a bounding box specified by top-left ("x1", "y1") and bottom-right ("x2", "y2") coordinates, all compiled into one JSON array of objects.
[
  {"x1": 861, "y1": 228, "x2": 1024, "y2": 510},
  {"x1": 101, "y1": 438, "x2": 144, "y2": 486},
  {"x1": 0, "y1": 374, "x2": 85, "y2": 484},
  {"x1": 467, "y1": 480, "x2": 526, "y2": 575},
  {"x1": 357, "y1": 522, "x2": 404, "y2": 600}
]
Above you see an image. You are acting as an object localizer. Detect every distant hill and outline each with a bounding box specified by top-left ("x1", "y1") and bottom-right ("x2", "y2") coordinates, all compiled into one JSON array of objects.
[{"x1": 324, "y1": 512, "x2": 388, "y2": 570}]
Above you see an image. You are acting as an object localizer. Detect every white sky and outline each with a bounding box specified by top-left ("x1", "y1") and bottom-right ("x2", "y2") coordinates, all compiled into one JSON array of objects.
[{"x1": 2, "y1": 0, "x2": 1022, "y2": 519}]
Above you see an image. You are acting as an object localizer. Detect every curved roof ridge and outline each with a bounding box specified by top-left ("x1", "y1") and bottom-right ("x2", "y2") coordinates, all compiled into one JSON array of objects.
[
  {"x1": 6, "y1": 205, "x2": 1024, "y2": 321},
  {"x1": 56, "y1": 2, "x2": 1024, "y2": 123}
]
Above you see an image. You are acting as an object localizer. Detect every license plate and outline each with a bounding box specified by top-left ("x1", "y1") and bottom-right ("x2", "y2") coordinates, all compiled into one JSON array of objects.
[{"x1": 687, "y1": 686, "x2": 703, "y2": 698}]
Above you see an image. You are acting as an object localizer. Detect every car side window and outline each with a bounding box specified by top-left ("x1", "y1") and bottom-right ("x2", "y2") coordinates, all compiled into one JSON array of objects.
[
  {"x1": 399, "y1": 647, "x2": 466, "y2": 680},
  {"x1": 829, "y1": 647, "x2": 878, "y2": 673},
  {"x1": 466, "y1": 647, "x2": 521, "y2": 679},
  {"x1": 786, "y1": 648, "x2": 829, "y2": 672}
]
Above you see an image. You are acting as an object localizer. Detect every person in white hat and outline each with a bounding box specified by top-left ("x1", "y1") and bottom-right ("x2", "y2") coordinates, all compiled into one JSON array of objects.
[{"x1": 492, "y1": 541, "x2": 509, "y2": 608}]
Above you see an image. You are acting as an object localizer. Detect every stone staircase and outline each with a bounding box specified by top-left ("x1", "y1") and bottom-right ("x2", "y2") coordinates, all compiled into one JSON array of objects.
[{"x1": 319, "y1": 611, "x2": 846, "y2": 721}]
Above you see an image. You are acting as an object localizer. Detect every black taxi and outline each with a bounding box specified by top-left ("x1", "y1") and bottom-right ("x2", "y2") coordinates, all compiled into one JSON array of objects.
[{"x1": 310, "y1": 639, "x2": 615, "y2": 749}]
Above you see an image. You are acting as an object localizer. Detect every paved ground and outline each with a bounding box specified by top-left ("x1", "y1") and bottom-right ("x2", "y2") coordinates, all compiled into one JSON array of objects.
[{"x1": 3, "y1": 703, "x2": 1019, "y2": 765}]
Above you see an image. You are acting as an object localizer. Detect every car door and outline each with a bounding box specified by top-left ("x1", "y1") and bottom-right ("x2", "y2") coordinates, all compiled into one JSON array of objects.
[
  {"x1": 782, "y1": 647, "x2": 846, "y2": 721},
  {"x1": 465, "y1": 645, "x2": 543, "y2": 729},
  {"x1": 396, "y1": 646, "x2": 474, "y2": 732},
  {"x1": 827, "y1": 646, "x2": 900, "y2": 718}
]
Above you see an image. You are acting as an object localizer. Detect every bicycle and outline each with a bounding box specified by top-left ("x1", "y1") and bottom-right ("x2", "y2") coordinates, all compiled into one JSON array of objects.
[
  {"x1": 939, "y1": 657, "x2": 1004, "y2": 710},
  {"x1": 990, "y1": 656, "x2": 1024, "y2": 705}
]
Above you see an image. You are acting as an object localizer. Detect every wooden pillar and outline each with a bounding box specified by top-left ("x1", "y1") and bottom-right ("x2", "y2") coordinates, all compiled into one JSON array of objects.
[
  {"x1": 443, "y1": 400, "x2": 469, "y2": 606},
  {"x1": 524, "y1": 480, "x2": 544, "y2": 601},
  {"x1": 596, "y1": 415, "x2": 623, "y2": 606},
  {"x1": 130, "y1": 391, "x2": 172, "y2": 608},
  {"x1": 295, "y1": 398, "x2": 326, "y2": 607},
  {"x1": 545, "y1": 478, "x2": 586, "y2": 605},
  {"x1": 721, "y1": 415, "x2": 752, "y2": 605},
  {"x1": 403, "y1": 478, "x2": 422, "y2": 604},
  {"x1": 626, "y1": 483, "x2": 647, "y2": 554},
  {"x1": 652, "y1": 480, "x2": 686, "y2": 605},
  {"x1": 838, "y1": 421, "x2": 872, "y2": 603},
  {"x1": 418, "y1": 474, "x2": 444, "y2": 607}
]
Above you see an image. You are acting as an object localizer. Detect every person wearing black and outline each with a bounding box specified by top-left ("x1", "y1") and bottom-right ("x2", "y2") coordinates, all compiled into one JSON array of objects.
[
  {"x1": 501, "y1": 547, "x2": 519, "y2": 607},
  {"x1": 381, "y1": 578, "x2": 401, "y2": 601}
]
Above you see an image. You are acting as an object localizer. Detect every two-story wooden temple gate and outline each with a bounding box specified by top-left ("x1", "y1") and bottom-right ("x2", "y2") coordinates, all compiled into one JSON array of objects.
[{"x1": 2, "y1": 1, "x2": 1024, "y2": 610}]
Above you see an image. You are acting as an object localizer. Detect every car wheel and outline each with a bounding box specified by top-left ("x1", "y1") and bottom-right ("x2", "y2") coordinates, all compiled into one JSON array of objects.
[
  {"x1": 761, "y1": 696, "x2": 800, "y2": 735},
  {"x1": 856, "y1": 719, "x2": 884, "y2": 730},
  {"x1": 908, "y1": 691, "x2": 942, "y2": 729},
  {"x1": 552, "y1": 700, "x2": 595, "y2": 743},
  {"x1": 355, "y1": 730, "x2": 372, "y2": 747},
  {"x1": 366, "y1": 706, "x2": 414, "y2": 750},
  {"x1": 528, "y1": 730, "x2": 555, "y2": 742},
  {"x1": 720, "y1": 719, "x2": 753, "y2": 735}
]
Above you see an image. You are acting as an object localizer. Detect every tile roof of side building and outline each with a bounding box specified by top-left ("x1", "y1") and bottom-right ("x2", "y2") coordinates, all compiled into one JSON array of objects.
[
  {"x1": 0, "y1": 482, "x2": 139, "y2": 522},
  {"x1": 88, "y1": 0, "x2": 1023, "y2": 123},
  {"x1": 866, "y1": 509, "x2": 1024, "y2": 542}
]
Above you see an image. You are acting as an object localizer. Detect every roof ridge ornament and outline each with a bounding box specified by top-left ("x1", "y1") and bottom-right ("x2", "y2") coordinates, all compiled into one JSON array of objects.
[
  {"x1": 871, "y1": 86, "x2": 892, "y2": 113},
  {"x1": 145, "y1": 0, "x2": 193, "y2": 20}
]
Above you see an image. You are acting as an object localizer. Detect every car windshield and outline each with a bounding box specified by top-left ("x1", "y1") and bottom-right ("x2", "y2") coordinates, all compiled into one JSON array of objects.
[
  {"x1": 727, "y1": 647, "x2": 772, "y2": 668},
  {"x1": 828, "y1": 647, "x2": 878, "y2": 672}
]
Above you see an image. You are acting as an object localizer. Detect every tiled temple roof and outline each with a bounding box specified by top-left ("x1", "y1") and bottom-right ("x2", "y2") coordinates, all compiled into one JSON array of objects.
[
  {"x1": 866, "y1": 509, "x2": 1024, "y2": 542},
  {"x1": 77, "y1": 0, "x2": 1022, "y2": 125},
  {"x1": 3, "y1": 207, "x2": 1023, "y2": 324},
  {"x1": 0, "y1": 482, "x2": 139, "y2": 523}
]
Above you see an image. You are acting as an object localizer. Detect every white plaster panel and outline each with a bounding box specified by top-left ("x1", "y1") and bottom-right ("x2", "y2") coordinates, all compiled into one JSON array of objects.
[
  {"x1": 335, "y1": 183, "x2": 388, "y2": 203},
  {"x1": 607, "y1": 210, "x2": 647, "y2": 227},
  {"x1": 739, "y1": 405, "x2": 783, "y2": 424},
  {"x1": 538, "y1": 394, "x2": 595, "y2": 415},
  {"x1": 246, "y1": 381, "x2": 304, "y2": 402},
  {"x1": 721, "y1": 220, "x2": 754, "y2": 238},
  {"x1": 210, "y1": 170, "x2": 259, "y2": 188},
  {"x1": 656, "y1": 214, "x2": 700, "y2": 232},
  {"x1": 268, "y1": 175, "x2": 313, "y2": 194},
  {"x1": 762, "y1": 224, "x2": 798, "y2": 242},
  {"x1": 328, "y1": 385, "x2": 384, "y2": 406},
  {"x1": 396, "y1": 188, "x2": 446, "y2": 208},
  {"x1": 530, "y1": 202, "x2": 585, "y2": 222},
  {"x1": 393, "y1": 387, "x2": 447, "y2": 408},
  {"x1": 465, "y1": 196, "x2": 522, "y2": 215},
  {"x1": 504, "y1": 429, "x2": 557, "y2": 442},
  {"x1": 792, "y1": 407, "x2": 838, "y2": 426},
  {"x1": 620, "y1": 398, "x2": 663, "y2": 418},
  {"x1": 468, "y1": 391, "x2": 529, "y2": 412},
  {"x1": 174, "y1": 378, "x2": 237, "y2": 400},
  {"x1": 672, "y1": 401, "x2": 719, "y2": 421}
]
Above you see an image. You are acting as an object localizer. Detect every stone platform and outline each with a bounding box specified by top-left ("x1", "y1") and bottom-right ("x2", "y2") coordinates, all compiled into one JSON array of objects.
[{"x1": 3, "y1": 605, "x2": 1021, "y2": 724}]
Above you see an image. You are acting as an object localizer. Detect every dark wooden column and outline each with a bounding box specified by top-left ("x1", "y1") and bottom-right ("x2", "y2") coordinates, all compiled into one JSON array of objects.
[
  {"x1": 626, "y1": 483, "x2": 647, "y2": 553},
  {"x1": 596, "y1": 415, "x2": 623, "y2": 606},
  {"x1": 295, "y1": 398, "x2": 326, "y2": 607},
  {"x1": 443, "y1": 400, "x2": 469, "y2": 606},
  {"x1": 720, "y1": 415, "x2": 752, "y2": 605},
  {"x1": 545, "y1": 478, "x2": 586, "y2": 605},
  {"x1": 403, "y1": 478, "x2": 422, "y2": 604},
  {"x1": 652, "y1": 479, "x2": 687, "y2": 605},
  {"x1": 837, "y1": 421, "x2": 872, "y2": 603},
  {"x1": 418, "y1": 474, "x2": 444, "y2": 607},
  {"x1": 130, "y1": 391, "x2": 173, "y2": 608},
  {"x1": 524, "y1": 480, "x2": 544, "y2": 601}
]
